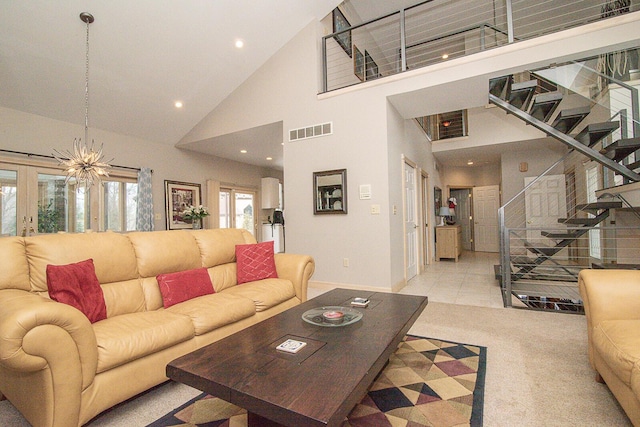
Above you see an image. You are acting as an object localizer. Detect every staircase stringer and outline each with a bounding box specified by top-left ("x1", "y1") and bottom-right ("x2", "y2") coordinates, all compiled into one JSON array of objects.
[{"x1": 489, "y1": 93, "x2": 640, "y2": 182}]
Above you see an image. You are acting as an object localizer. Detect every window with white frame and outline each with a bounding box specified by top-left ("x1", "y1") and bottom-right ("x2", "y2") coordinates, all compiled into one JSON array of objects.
[{"x1": 0, "y1": 157, "x2": 139, "y2": 236}]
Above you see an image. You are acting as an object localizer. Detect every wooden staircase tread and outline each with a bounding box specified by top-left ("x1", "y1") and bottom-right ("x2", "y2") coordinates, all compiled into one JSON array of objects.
[
  {"x1": 524, "y1": 242, "x2": 561, "y2": 256},
  {"x1": 529, "y1": 92, "x2": 563, "y2": 122},
  {"x1": 558, "y1": 217, "x2": 600, "y2": 225},
  {"x1": 591, "y1": 263, "x2": 640, "y2": 270},
  {"x1": 601, "y1": 137, "x2": 640, "y2": 162},
  {"x1": 540, "y1": 230, "x2": 581, "y2": 239},
  {"x1": 511, "y1": 256, "x2": 538, "y2": 266},
  {"x1": 574, "y1": 121, "x2": 619, "y2": 147},
  {"x1": 489, "y1": 76, "x2": 512, "y2": 99},
  {"x1": 575, "y1": 201, "x2": 623, "y2": 210},
  {"x1": 509, "y1": 80, "x2": 538, "y2": 110},
  {"x1": 550, "y1": 105, "x2": 591, "y2": 134}
]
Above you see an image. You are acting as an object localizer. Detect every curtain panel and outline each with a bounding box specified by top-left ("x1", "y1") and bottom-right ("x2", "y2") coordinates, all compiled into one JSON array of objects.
[{"x1": 136, "y1": 167, "x2": 154, "y2": 231}]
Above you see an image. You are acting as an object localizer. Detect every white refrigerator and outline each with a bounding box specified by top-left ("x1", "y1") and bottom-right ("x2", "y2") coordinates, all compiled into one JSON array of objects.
[{"x1": 261, "y1": 223, "x2": 284, "y2": 253}]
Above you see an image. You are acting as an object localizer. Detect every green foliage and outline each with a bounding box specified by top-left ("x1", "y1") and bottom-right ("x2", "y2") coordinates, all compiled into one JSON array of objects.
[{"x1": 38, "y1": 200, "x2": 60, "y2": 233}]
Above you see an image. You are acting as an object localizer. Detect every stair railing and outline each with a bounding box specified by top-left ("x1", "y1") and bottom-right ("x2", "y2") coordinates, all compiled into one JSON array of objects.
[
  {"x1": 322, "y1": 0, "x2": 634, "y2": 93},
  {"x1": 499, "y1": 150, "x2": 574, "y2": 307}
]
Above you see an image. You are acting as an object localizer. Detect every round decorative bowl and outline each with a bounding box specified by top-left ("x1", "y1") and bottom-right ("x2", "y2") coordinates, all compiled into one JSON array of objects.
[{"x1": 302, "y1": 306, "x2": 363, "y2": 327}]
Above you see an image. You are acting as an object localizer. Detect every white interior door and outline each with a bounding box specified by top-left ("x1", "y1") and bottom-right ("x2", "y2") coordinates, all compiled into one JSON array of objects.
[
  {"x1": 524, "y1": 174, "x2": 567, "y2": 259},
  {"x1": 473, "y1": 185, "x2": 500, "y2": 252},
  {"x1": 421, "y1": 172, "x2": 430, "y2": 267},
  {"x1": 403, "y1": 161, "x2": 418, "y2": 280}
]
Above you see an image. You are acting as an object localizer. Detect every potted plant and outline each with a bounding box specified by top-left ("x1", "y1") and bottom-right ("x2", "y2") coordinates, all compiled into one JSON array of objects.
[{"x1": 183, "y1": 205, "x2": 210, "y2": 229}]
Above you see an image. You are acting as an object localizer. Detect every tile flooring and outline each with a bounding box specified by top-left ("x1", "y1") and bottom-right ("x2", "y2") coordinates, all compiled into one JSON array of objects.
[
  {"x1": 399, "y1": 251, "x2": 504, "y2": 308},
  {"x1": 309, "y1": 251, "x2": 505, "y2": 309}
]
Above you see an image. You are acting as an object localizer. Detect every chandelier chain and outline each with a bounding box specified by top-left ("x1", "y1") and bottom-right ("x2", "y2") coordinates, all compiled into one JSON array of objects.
[
  {"x1": 84, "y1": 15, "x2": 90, "y2": 142},
  {"x1": 52, "y1": 12, "x2": 111, "y2": 188}
]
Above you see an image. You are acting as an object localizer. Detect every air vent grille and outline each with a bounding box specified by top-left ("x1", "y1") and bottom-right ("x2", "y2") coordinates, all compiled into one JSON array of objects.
[{"x1": 289, "y1": 122, "x2": 332, "y2": 141}]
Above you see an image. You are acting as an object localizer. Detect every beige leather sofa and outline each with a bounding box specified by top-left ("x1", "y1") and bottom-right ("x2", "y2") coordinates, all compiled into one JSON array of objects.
[
  {"x1": 0, "y1": 228, "x2": 314, "y2": 427},
  {"x1": 579, "y1": 269, "x2": 640, "y2": 426}
]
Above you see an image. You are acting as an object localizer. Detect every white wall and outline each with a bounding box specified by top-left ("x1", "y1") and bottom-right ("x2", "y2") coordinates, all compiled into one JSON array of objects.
[
  {"x1": 177, "y1": 12, "x2": 640, "y2": 290},
  {"x1": 444, "y1": 164, "x2": 501, "y2": 188},
  {"x1": 501, "y1": 146, "x2": 566, "y2": 203},
  {"x1": 182, "y1": 22, "x2": 411, "y2": 289},
  {"x1": 0, "y1": 107, "x2": 280, "y2": 231}
]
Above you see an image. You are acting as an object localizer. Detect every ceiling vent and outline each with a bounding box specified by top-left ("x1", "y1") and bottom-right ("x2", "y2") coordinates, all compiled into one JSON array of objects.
[{"x1": 289, "y1": 122, "x2": 332, "y2": 142}]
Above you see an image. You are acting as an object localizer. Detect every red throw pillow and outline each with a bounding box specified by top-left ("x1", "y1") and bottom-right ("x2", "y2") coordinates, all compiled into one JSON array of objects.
[
  {"x1": 46, "y1": 259, "x2": 107, "y2": 323},
  {"x1": 235, "y1": 241, "x2": 278, "y2": 284},
  {"x1": 156, "y1": 267, "x2": 214, "y2": 308}
]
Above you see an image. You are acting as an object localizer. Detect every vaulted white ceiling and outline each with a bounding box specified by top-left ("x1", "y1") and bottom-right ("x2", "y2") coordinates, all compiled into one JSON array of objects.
[{"x1": 0, "y1": 1, "x2": 341, "y2": 151}]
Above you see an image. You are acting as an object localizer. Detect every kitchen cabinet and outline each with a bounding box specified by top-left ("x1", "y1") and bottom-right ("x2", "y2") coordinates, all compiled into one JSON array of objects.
[{"x1": 261, "y1": 177, "x2": 280, "y2": 209}]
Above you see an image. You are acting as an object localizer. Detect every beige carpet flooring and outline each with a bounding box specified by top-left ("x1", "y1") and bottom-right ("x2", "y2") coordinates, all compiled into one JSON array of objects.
[{"x1": 0, "y1": 302, "x2": 632, "y2": 426}]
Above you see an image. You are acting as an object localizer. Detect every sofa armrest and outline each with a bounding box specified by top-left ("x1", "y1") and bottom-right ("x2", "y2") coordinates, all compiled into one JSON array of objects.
[
  {"x1": 0, "y1": 289, "x2": 99, "y2": 390},
  {"x1": 578, "y1": 269, "x2": 640, "y2": 367},
  {"x1": 274, "y1": 253, "x2": 315, "y2": 302}
]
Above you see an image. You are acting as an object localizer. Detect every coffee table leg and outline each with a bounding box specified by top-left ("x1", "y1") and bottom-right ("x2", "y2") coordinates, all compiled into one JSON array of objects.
[{"x1": 247, "y1": 411, "x2": 287, "y2": 427}]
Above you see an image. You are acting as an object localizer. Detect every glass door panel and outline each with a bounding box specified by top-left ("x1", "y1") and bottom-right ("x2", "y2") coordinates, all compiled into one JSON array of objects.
[
  {"x1": 219, "y1": 190, "x2": 231, "y2": 228},
  {"x1": 104, "y1": 181, "x2": 122, "y2": 231},
  {"x1": 0, "y1": 169, "x2": 18, "y2": 236},
  {"x1": 235, "y1": 192, "x2": 255, "y2": 235},
  {"x1": 37, "y1": 173, "x2": 90, "y2": 234}
]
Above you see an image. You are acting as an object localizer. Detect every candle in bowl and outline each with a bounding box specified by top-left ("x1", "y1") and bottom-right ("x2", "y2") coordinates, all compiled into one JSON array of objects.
[{"x1": 322, "y1": 310, "x2": 345, "y2": 324}]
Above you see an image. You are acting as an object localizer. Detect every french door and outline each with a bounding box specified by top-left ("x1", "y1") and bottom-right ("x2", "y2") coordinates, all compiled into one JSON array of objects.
[
  {"x1": 1, "y1": 160, "x2": 137, "y2": 236},
  {"x1": 219, "y1": 187, "x2": 256, "y2": 236}
]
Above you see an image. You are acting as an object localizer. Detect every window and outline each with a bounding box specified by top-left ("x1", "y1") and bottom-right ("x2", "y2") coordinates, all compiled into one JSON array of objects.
[
  {"x1": 0, "y1": 157, "x2": 139, "y2": 236},
  {"x1": 586, "y1": 163, "x2": 601, "y2": 260},
  {"x1": 219, "y1": 187, "x2": 256, "y2": 235},
  {"x1": 416, "y1": 110, "x2": 468, "y2": 141},
  {"x1": 0, "y1": 169, "x2": 17, "y2": 236},
  {"x1": 103, "y1": 180, "x2": 138, "y2": 232}
]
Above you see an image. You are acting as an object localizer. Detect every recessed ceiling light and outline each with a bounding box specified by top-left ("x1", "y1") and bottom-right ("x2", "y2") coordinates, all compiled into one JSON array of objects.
[
  {"x1": 235, "y1": 39, "x2": 244, "y2": 48},
  {"x1": 266, "y1": 157, "x2": 273, "y2": 161},
  {"x1": 174, "y1": 101, "x2": 183, "y2": 108},
  {"x1": 240, "y1": 149, "x2": 247, "y2": 154},
  {"x1": 442, "y1": 53, "x2": 449, "y2": 59}
]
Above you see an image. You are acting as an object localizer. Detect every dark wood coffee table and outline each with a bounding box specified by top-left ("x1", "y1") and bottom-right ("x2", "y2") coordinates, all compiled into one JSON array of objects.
[{"x1": 167, "y1": 288, "x2": 428, "y2": 427}]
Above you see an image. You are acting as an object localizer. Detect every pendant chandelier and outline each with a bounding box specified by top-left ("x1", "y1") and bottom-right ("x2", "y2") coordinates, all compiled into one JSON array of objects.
[{"x1": 54, "y1": 12, "x2": 111, "y2": 186}]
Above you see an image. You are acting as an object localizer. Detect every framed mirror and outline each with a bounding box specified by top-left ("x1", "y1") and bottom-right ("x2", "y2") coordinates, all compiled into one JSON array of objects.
[
  {"x1": 314, "y1": 169, "x2": 347, "y2": 214},
  {"x1": 434, "y1": 187, "x2": 442, "y2": 216}
]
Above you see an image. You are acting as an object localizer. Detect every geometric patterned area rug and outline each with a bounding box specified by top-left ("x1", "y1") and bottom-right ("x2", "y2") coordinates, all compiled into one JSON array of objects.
[{"x1": 147, "y1": 335, "x2": 486, "y2": 427}]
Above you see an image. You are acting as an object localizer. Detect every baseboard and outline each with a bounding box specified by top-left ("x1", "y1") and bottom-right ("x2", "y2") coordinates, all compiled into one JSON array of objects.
[{"x1": 309, "y1": 281, "x2": 394, "y2": 294}]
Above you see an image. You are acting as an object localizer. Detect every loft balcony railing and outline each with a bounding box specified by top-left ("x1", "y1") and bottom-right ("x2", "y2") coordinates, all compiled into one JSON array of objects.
[{"x1": 322, "y1": 0, "x2": 635, "y2": 93}]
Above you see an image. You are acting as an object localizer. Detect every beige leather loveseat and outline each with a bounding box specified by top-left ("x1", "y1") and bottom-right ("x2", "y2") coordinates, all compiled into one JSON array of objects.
[
  {"x1": 0, "y1": 228, "x2": 314, "y2": 427},
  {"x1": 579, "y1": 269, "x2": 640, "y2": 426}
]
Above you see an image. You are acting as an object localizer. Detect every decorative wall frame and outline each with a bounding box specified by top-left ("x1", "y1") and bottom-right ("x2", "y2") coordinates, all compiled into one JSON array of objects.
[
  {"x1": 333, "y1": 8, "x2": 352, "y2": 58},
  {"x1": 314, "y1": 169, "x2": 347, "y2": 215},
  {"x1": 354, "y1": 45, "x2": 364, "y2": 81},
  {"x1": 434, "y1": 187, "x2": 442, "y2": 216},
  {"x1": 165, "y1": 180, "x2": 202, "y2": 230}
]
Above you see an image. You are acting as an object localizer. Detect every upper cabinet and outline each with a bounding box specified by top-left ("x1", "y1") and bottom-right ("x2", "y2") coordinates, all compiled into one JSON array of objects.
[{"x1": 261, "y1": 177, "x2": 280, "y2": 209}]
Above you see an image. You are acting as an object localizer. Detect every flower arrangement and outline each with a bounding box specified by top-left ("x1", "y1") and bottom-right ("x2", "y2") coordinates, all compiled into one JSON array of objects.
[{"x1": 183, "y1": 205, "x2": 210, "y2": 221}]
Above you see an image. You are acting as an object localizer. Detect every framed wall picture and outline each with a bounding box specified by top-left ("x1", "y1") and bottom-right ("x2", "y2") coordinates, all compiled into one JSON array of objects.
[
  {"x1": 354, "y1": 45, "x2": 364, "y2": 81},
  {"x1": 333, "y1": 8, "x2": 352, "y2": 58},
  {"x1": 165, "y1": 180, "x2": 202, "y2": 230},
  {"x1": 314, "y1": 169, "x2": 347, "y2": 215},
  {"x1": 434, "y1": 187, "x2": 442, "y2": 216}
]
